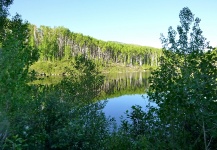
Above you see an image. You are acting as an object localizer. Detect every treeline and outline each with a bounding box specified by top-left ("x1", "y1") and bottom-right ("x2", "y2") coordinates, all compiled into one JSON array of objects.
[{"x1": 28, "y1": 25, "x2": 162, "y2": 66}]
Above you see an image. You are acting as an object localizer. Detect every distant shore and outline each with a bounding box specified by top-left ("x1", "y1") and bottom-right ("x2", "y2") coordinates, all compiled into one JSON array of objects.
[{"x1": 30, "y1": 60, "x2": 156, "y2": 76}]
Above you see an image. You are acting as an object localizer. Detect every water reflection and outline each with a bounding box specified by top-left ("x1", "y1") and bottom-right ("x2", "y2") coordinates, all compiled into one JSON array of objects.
[
  {"x1": 98, "y1": 71, "x2": 152, "y2": 125},
  {"x1": 31, "y1": 71, "x2": 152, "y2": 125},
  {"x1": 98, "y1": 71, "x2": 150, "y2": 99},
  {"x1": 33, "y1": 71, "x2": 151, "y2": 99}
]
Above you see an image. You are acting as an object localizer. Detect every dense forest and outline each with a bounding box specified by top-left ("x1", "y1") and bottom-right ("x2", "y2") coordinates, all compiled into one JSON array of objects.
[
  {"x1": 28, "y1": 24, "x2": 162, "y2": 68},
  {"x1": 1, "y1": 1, "x2": 217, "y2": 149}
]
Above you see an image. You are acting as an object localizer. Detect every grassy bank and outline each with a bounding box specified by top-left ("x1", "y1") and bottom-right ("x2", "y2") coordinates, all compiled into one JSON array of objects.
[{"x1": 30, "y1": 60, "x2": 156, "y2": 76}]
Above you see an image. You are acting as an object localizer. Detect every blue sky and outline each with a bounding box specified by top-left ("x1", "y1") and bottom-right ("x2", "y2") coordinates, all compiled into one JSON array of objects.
[{"x1": 9, "y1": 0, "x2": 217, "y2": 48}]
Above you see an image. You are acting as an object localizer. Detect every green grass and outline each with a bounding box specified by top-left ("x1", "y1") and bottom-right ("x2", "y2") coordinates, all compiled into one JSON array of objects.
[{"x1": 30, "y1": 60, "x2": 156, "y2": 76}]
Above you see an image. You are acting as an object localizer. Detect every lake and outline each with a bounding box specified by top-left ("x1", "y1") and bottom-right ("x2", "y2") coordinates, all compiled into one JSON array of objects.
[{"x1": 34, "y1": 71, "x2": 153, "y2": 125}]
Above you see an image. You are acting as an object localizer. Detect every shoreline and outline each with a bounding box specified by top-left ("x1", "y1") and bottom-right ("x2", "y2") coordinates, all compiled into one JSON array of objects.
[{"x1": 30, "y1": 60, "x2": 155, "y2": 77}]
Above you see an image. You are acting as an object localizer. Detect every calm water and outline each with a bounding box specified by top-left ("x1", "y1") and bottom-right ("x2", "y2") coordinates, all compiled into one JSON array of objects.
[
  {"x1": 34, "y1": 71, "x2": 153, "y2": 124},
  {"x1": 102, "y1": 94, "x2": 151, "y2": 125},
  {"x1": 98, "y1": 71, "x2": 154, "y2": 125}
]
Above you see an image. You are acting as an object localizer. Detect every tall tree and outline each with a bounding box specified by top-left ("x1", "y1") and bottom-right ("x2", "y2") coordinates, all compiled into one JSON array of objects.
[
  {"x1": 148, "y1": 7, "x2": 217, "y2": 149},
  {"x1": 0, "y1": 14, "x2": 39, "y2": 111}
]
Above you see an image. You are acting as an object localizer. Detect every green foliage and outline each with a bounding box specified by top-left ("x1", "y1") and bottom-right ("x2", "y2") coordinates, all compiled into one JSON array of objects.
[
  {"x1": 148, "y1": 7, "x2": 217, "y2": 149},
  {"x1": 3, "y1": 135, "x2": 28, "y2": 150},
  {"x1": 30, "y1": 60, "x2": 73, "y2": 76},
  {"x1": 27, "y1": 24, "x2": 162, "y2": 71},
  {"x1": 108, "y1": 105, "x2": 152, "y2": 150},
  {"x1": 0, "y1": 14, "x2": 39, "y2": 112},
  {"x1": 59, "y1": 54, "x2": 105, "y2": 103},
  {"x1": 30, "y1": 60, "x2": 147, "y2": 76},
  {"x1": 0, "y1": 112, "x2": 9, "y2": 148},
  {"x1": 8, "y1": 86, "x2": 111, "y2": 149},
  {"x1": 3, "y1": 53, "x2": 113, "y2": 149},
  {"x1": 4, "y1": 51, "x2": 118, "y2": 149},
  {"x1": 0, "y1": 0, "x2": 13, "y2": 41},
  {"x1": 26, "y1": 16, "x2": 162, "y2": 75},
  {"x1": 3, "y1": 3, "x2": 217, "y2": 149},
  {"x1": 0, "y1": 6, "x2": 112, "y2": 149}
]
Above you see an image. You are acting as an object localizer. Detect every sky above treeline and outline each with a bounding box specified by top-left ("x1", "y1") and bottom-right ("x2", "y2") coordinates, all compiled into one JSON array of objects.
[{"x1": 9, "y1": 0, "x2": 217, "y2": 48}]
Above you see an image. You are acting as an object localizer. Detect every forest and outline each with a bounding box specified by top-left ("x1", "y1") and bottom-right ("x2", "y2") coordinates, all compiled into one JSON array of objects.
[
  {"x1": 1, "y1": 0, "x2": 217, "y2": 149},
  {"x1": 28, "y1": 24, "x2": 162, "y2": 68}
]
